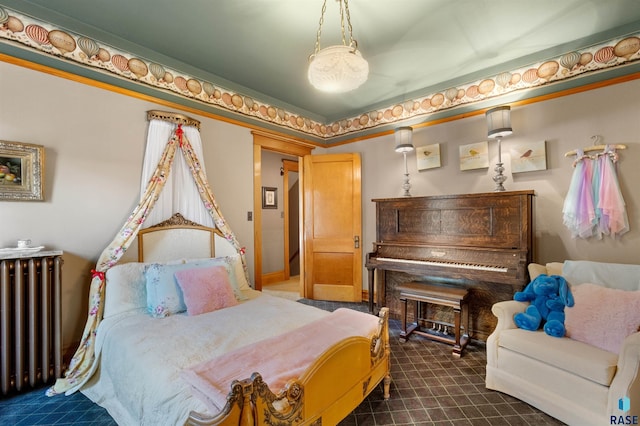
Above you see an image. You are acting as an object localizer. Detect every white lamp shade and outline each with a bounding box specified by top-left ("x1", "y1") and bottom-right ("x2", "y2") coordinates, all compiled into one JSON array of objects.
[
  {"x1": 308, "y1": 45, "x2": 369, "y2": 93},
  {"x1": 394, "y1": 126, "x2": 414, "y2": 152},
  {"x1": 486, "y1": 106, "x2": 513, "y2": 139}
]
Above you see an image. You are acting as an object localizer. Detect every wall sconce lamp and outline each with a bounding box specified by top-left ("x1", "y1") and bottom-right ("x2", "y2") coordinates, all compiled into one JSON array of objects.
[
  {"x1": 395, "y1": 126, "x2": 414, "y2": 197},
  {"x1": 486, "y1": 106, "x2": 513, "y2": 192}
]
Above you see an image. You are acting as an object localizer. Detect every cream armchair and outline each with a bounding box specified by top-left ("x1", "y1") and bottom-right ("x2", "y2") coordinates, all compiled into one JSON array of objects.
[{"x1": 486, "y1": 261, "x2": 640, "y2": 426}]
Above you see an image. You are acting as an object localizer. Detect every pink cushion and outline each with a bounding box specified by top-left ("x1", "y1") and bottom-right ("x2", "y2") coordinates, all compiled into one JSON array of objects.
[
  {"x1": 174, "y1": 266, "x2": 238, "y2": 316},
  {"x1": 565, "y1": 283, "x2": 640, "y2": 354}
]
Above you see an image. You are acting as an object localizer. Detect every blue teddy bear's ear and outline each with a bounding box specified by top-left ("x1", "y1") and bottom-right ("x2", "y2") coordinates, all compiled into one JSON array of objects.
[{"x1": 556, "y1": 276, "x2": 574, "y2": 307}]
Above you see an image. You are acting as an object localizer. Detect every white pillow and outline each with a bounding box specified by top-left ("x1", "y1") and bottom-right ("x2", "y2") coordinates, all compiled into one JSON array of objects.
[
  {"x1": 226, "y1": 254, "x2": 252, "y2": 291},
  {"x1": 528, "y1": 262, "x2": 563, "y2": 281},
  {"x1": 104, "y1": 262, "x2": 148, "y2": 319},
  {"x1": 563, "y1": 260, "x2": 640, "y2": 291}
]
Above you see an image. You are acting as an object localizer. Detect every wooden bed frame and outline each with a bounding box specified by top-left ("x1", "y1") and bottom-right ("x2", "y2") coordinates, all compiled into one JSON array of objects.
[
  {"x1": 187, "y1": 308, "x2": 390, "y2": 426},
  {"x1": 138, "y1": 214, "x2": 392, "y2": 426}
]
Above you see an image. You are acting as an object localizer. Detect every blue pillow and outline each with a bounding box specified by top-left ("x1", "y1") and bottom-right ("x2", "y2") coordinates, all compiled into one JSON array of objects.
[{"x1": 144, "y1": 262, "x2": 191, "y2": 318}]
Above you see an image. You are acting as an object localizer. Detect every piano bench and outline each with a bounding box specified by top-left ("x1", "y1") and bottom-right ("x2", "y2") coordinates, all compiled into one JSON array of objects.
[{"x1": 397, "y1": 282, "x2": 470, "y2": 357}]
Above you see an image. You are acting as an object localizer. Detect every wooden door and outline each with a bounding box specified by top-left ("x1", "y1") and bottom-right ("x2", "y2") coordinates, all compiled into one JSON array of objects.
[{"x1": 303, "y1": 153, "x2": 362, "y2": 301}]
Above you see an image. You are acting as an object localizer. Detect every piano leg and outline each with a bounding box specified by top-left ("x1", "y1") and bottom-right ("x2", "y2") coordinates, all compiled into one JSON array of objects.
[
  {"x1": 367, "y1": 266, "x2": 375, "y2": 313},
  {"x1": 376, "y1": 269, "x2": 387, "y2": 312},
  {"x1": 366, "y1": 267, "x2": 387, "y2": 314},
  {"x1": 452, "y1": 302, "x2": 471, "y2": 358},
  {"x1": 453, "y1": 306, "x2": 462, "y2": 357}
]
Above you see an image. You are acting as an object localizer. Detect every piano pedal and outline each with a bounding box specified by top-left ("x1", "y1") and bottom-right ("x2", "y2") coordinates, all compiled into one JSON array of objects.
[{"x1": 427, "y1": 321, "x2": 451, "y2": 335}]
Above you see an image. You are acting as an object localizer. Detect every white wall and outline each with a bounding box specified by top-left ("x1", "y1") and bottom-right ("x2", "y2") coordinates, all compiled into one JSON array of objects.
[
  {"x1": 327, "y1": 79, "x2": 640, "y2": 272},
  {"x1": 0, "y1": 61, "x2": 255, "y2": 353}
]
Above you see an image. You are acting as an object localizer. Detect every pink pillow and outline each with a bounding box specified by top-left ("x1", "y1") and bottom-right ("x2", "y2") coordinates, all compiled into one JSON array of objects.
[
  {"x1": 565, "y1": 283, "x2": 640, "y2": 354},
  {"x1": 174, "y1": 266, "x2": 238, "y2": 316}
]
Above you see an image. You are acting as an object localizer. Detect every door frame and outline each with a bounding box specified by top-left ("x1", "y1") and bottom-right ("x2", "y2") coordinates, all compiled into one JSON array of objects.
[{"x1": 252, "y1": 130, "x2": 315, "y2": 291}]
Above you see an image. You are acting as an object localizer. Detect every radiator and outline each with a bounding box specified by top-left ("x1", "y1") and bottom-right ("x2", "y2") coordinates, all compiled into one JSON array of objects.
[{"x1": 0, "y1": 254, "x2": 63, "y2": 395}]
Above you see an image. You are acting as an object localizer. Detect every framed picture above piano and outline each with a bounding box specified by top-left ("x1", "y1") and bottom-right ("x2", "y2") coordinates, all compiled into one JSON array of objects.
[
  {"x1": 459, "y1": 141, "x2": 489, "y2": 171},
  {"x1": 509, "y1": 140, "x2": 547, "y2": 173},
  {"x1": 416, "y1": 144, "x2": 441, "y2": 171}
]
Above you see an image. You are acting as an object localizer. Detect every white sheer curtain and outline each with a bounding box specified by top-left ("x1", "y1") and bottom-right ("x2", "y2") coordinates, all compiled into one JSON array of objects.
[{"x1": 141, "y1": 119, "x2": 214, "y2": 228}]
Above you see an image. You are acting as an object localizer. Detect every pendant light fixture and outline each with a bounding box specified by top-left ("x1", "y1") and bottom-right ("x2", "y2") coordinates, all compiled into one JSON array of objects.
[{"x1": 308, "y1": 0, "x2": 369, "y2": 93}]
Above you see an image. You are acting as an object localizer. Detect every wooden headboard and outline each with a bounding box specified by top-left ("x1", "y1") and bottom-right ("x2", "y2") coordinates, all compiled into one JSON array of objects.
[{"x1": 137, "y1": 213, "x2": 234, "y2": 262}]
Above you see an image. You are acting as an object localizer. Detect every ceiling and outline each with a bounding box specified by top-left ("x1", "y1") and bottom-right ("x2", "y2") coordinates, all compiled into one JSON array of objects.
[{"x1": 2, "y1": 0, "x2": 640, "y2": 142}]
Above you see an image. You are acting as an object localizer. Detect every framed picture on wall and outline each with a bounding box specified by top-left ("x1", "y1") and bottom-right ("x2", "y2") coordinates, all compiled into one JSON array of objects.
[
  {"x1": 459, "y1": 141, "x2": 489, "y2": 171},
  {"x1": 416, "y1": 143, "x2": 441, "y2": 170},
  {"x1": 262, "y1": 186, "x2": 277, "y2": 209},
  {"x1": 510, "y1": 140, "x2": 547, "y2": 173},
  {"x1": 0, "y1": 140, "x2": 44, "y2": 201}
]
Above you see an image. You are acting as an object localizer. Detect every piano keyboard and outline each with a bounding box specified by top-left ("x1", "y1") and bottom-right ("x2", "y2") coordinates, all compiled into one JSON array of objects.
[{"x1": 375, "y1": 257, "x2": 508, "y2": 273}]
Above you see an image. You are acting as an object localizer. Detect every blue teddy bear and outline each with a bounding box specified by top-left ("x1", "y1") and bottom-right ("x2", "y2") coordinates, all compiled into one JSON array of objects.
[{"x1": 513, "y1": 274, "x2": 574, "y2": 338}]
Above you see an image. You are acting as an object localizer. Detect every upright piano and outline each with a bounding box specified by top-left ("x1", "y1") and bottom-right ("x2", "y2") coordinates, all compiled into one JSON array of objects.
[{"x1": 366, "y1": 190, "x2": 534, "y2": 340}]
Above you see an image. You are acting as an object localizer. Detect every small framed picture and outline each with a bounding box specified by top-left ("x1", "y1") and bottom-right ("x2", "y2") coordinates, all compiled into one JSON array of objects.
[
  {"x1": 459, "y1": 141, "x2": 489, "y2": 171},
  {"x1": 0, "y1": 140, "x2": 45, "y2": 201},
  {"x1": 416, "y1": 144, "x2": 441, "y2": 171},
  {"x1": 510, "y1": 140, "x2": 547, "y2": 173},
  {"x1": 262, "y1": 186, "x2": 277, "y2": 209}
]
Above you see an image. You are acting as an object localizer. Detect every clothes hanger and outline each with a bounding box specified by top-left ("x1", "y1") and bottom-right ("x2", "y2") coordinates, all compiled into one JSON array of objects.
[{"x1": 564, "y1": 135, "x2": 627, "y2": 157}]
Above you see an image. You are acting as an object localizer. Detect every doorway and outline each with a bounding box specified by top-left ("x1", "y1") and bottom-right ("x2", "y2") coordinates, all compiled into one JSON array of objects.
[
  {"x1": 283, "y1": 159, "x2": 300, "y2": 279},
  {"x1": 261, "y1": 158, "x2": 300, "y2": 300},
  {"x1": 258, "y1": 150, "x2": 298, "y2": 289},
  {"x1": 251, "y1": 131, "x2": 315, "y2": 292}
]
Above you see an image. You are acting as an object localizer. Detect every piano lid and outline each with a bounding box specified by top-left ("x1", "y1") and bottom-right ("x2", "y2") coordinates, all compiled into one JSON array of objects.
[{"x1": 372, "y1": 190, "x2": 535, "y2": 251}]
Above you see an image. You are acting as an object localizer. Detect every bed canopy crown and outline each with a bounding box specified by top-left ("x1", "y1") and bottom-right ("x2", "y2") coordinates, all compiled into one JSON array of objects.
[{"x1": 147, "y1": 110, "x2": 201, "y2": 130}]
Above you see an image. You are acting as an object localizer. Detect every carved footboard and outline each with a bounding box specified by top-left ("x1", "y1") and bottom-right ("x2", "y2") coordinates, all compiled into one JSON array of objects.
[{"x1": 186, "y1": 307, "x2": 391, "y2": 426}]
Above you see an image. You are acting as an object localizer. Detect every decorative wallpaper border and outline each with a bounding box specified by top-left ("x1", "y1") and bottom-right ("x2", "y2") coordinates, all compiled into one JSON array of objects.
[{"x1": 1, "y1": 6, "x2": 639, "y2": 141}]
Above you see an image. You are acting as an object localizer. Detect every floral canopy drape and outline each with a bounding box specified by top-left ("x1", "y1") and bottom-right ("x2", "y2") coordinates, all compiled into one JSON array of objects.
[
  {"x1": 47, "y1": 112, "x2": 247, "y2": 396},
  {"x1": 562, "y1": 145, "x2": 629, "y2": 239}
]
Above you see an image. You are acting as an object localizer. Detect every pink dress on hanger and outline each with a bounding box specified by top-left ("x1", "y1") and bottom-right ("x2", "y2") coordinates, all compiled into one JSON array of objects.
[
  {"x1": 562, "y1": 149, "x2": 597, "y2": 239},
  {"x1": 595, "y1": 145, "x2": 629, "y2": 237}
]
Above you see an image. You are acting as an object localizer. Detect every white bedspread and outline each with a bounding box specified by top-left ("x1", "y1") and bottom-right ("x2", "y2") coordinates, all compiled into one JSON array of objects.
[{"x1": 81, "y1": 291, "x2": 329, "y2": 426}]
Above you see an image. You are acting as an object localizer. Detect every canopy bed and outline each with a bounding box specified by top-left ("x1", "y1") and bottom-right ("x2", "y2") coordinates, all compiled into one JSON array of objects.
[
  {"x1": 46, "y1": 111, "x2": 391, "y2": 425},
  {"x1": 83, "y1": 216, "x2": 391, "y2": 425}
]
